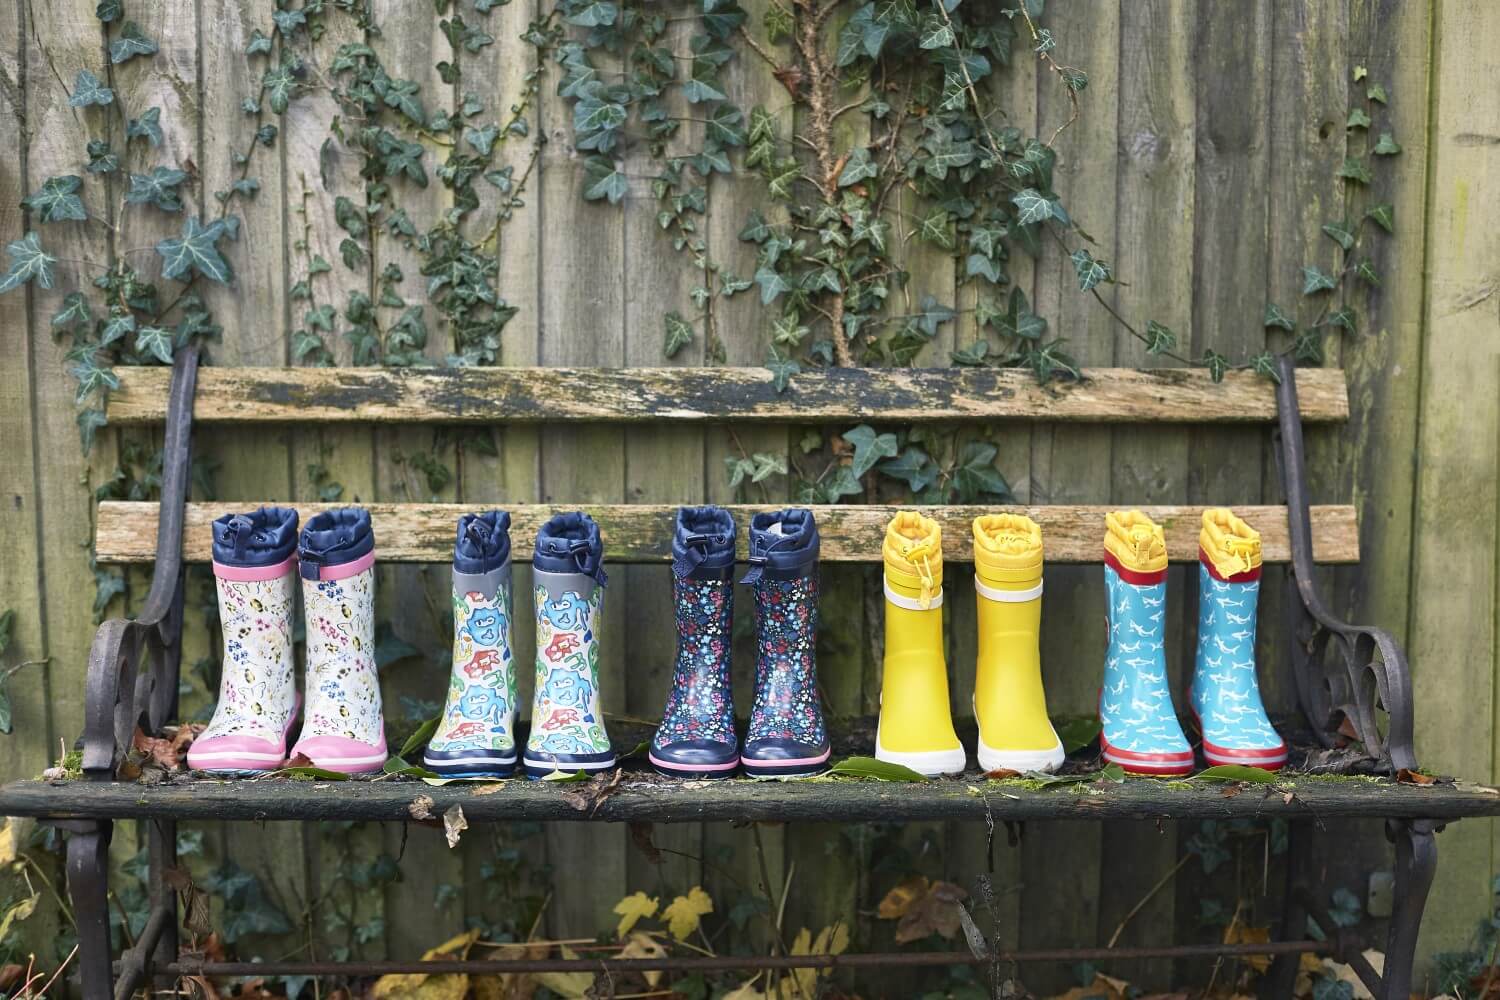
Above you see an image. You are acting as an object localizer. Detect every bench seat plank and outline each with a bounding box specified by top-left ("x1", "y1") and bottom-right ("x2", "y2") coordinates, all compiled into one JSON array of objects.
[
  {"x1": 105, "y1": 366, "x2": 1351, "y2": 425},
  {"x1": 0, "y1": 775, "x2": 1490, "y2": 823},
  {"x1": 96, "y1": 501, "x2": 1359, "y2": 564}
]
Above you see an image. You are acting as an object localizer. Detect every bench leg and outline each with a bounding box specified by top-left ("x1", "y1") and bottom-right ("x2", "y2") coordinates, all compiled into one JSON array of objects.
[
  {"x1": 1382, "y1": 819, "x2": 1438, "y2": 1000},
  {"x1": 1261, "y1": 819, "x2": 1314, "y2": 999},
  {"x1": 63, "y1": 819, "x2": 115, "y2": 1000}
]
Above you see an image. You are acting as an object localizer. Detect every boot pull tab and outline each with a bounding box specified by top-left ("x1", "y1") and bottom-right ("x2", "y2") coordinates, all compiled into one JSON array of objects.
[
  {"x1": 567, "y1": 538, "x2": 607, "y2": 588},
  {"x1": 1222, "y1": 536, "x2": 1256, "y2": 576},
  {"x1": 464, "y1": 517, "x2": 492, "y2": 553},
  {"x1": 673, "y1": 532, "x2": 711, "y2": 579},
  {"x1": 226, "y1": 514, "x2": 255, "y2": 563},
  {"x1": 916, "y1": 552, "x2": 935, "y2": 610},
  {"x1": 1127, "y1": 525, "x2": 1156, "y2": 565}
]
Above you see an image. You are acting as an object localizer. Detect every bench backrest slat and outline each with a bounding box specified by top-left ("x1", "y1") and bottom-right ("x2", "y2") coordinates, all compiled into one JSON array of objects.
[
  {"x1": 95, "y1": 501, "x2": 1359, "y2": 565},
  {"x1": 104, "y1": 366, "x2": 1351, "y2": 425}
]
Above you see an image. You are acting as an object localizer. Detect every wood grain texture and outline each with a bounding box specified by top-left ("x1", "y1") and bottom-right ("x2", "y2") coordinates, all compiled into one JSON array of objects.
[
  {"x1": 105, "y1": 365, "x2": 1352, "y2": 424},
  {"x1": 3, "y1": 775, "x2": 1495, "y2": 824},
  {"x1": 96, "y1": 501, "x2": 1359, "y2": 565},
  {"x1": 1412, "y1": 0, "x2": 1500, "y2": 959}
]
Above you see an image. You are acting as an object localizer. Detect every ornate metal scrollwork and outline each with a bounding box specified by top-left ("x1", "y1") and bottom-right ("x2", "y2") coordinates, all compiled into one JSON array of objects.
[
  {"x1": 81, "y1": 347, "x2": 198, "y2": 779},
  {"x1": 1273, "y1": 355, "x2": 1416, "y2": 774}
]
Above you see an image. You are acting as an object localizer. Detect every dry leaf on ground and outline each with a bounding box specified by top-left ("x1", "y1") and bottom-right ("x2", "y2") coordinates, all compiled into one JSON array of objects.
[
  {"x1": 408, "y1": 795, "x2": 435, "y2": 820},
  {"x1": 442, "y1": 805, "x2": 467, "y2": 848}
]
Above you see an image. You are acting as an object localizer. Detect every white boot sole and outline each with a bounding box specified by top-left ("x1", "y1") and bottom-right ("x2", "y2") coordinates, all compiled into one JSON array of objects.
[
  {"x1": 976, "y1": 737, "x2": 1065, "y2": 774},
  {"x1": 874, "y1": 732, "x2": 967, "y2": 777}
]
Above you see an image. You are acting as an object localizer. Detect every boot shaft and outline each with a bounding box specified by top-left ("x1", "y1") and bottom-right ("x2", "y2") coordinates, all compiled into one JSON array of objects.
[
  {"x1": 444, "y1": 511, "x2": 518, "y2": 739},
  {"x1": 742, "y1": 508, "x2": 825, "y2": 751},
  {"x1": 298, "y1": 507, "x2": 382, "y2": 742}
]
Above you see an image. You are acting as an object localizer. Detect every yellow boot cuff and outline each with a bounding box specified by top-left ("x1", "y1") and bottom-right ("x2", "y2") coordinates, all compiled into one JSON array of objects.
[
  {"x1": 1104, "y1": 510, "x2": 1168, "y2": 574},
  {"x1": 1199, "y1": 508, "x2": 1262, "y2": 578},
  {"x1": 883, "y1": 511, "x2": 943, "y2": 609},
  {"x1": 972, "y1": 514, "x2": 1043, "y2": 593}
]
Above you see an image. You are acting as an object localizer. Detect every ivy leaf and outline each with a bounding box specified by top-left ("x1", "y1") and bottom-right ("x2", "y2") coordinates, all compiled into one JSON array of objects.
[
  {"x1": 1011, "y1": 188, "x2": 1055, "y2": 226},
  {"x1": 1324, "y1": 306, "x2": 1357, "y2": 333},
  {"x1": 382, "y1": 78, "x2": 426, "y2": 124},
  {"x1": 135, "y1": 325, "x2": 173, "y2": 364},
  {"x1": 681, "y1": 77, "x2": 727, "y2": 104},
  {"x1": 1365, "y1": 202, "x2": 1394, "y2": 233},
  {"x1": 739, "y1": 209, "x2": 771, "y2": 244},
  {"x1": 766, "y1": 158, "x2": 801, "y2": 200},
  {"x1": 272, "y1": 8, "x2": 307, "y2": 33},
  {"x1": 918, "y1": 209, "x2": 954, "y2": 250},
  {"x1": 125, "y1": 167, "x2": 189, "y2": 212},
  {"x1": 463, "y1": 123, "x2": 499, "y2": 155},
  {"x1": 69, "y1": 355, "x2": 119, "y2": 404},
  {"x1": 837, "y1": 147, "x2": 877, "y2": 188},
  {"x1": 77, "y1": 407, "x2": 109, "y2": 454},
  {"x1": 99, "y1": 308, "x2": 136, "y2": 346},
  {"x1": 914, "y1": 294, "x2": 956, "y2": 337},
  {"x1": 109, "y1": 20, "x2": 158, "y2": 63},
  {"x1": 1318, "y1": 219, "x2": 1356, "y2": 253},
  {"x1": 566, "y1": 1, "x2": 619, "y2": 27},
  {"x1": 955, "y1": 441, "x2": 1010, "y2": 503},
  {"x1": 246, "y1": 29, "x2": 274, "y2": 55},
  {"x1": 950, "y1": 340, "x2": 991, "y2": 366},
  {"x1": 1355, "y1": 259, "x2": 1381, "y2": 287},
  {"x1": 879, "y1": 447, "x2": 937, "y2": 493},
  {"x1": 263, "y1": 59, "x2": 297, "y2": 114},
  {"x1": 754, "y1": 266, "x2": 791, "y2": 305},
  {"x1": 843, "y1": 424, "x2": 898, "y2": 479},
  {"x1": 1294, "y1": 328, "x2": 1324, "y2": 364},
  {"x1": 52, "y1": 292, "x2": 92, "y2": 329},
  {"x1": 1144, "y1": 320, "x2": 1177, "y2": 355},
  {"x1": 381, "y1": 137, "x2": 428, "y2": 186},
  {"x1": 69, "y1": 70, "x2": 114, "y2": 108},
  {"x1": 1249, "y1": 351, "x2": 1281, "y2": 384},
  {"x1": 1263, "y1": 302, "x2": 1295, "y2": 331},
  {"x1": 0, "y1": 232, "x2": 56, "y2": 293},
  {"x1": 127, "y1": 106, "x2": 163, "y2": 146},
  {"x1": 1336, "y1": 156, "x2": 1372, "y2": 184},
  {"x1": 706, "y1": 105, "x2": 746, "y2": 147},
  {"x1": 1201, "y1": 349, "x2": 1229, "y2": 383},
  {"x1": 1367, "y1": 82, "x2": 1388, "y2": 104},
  {"x1": 1345, "y1": 106, "x2": 1371, "y2": 130},
  {"x1": 663, "y1": 311, "x2": 694, "y2": 358},
  {"x1": 582, "y1": 157, "x2": 628, "y2": 204},
  {"x1": 918, "y1": 11, "x2": 956, "y2": 49},
  {"x1": 1372, "y1": 132, "x2": 1402, "y2": 156},
  {"x1": 574, "y1": 98, "x2": 627, "y2": 134},
  {"x1": 24, "y1": 175, "x2": 87, "y2": 224},
  {"x1": 86, "y1": 140, "x2": 119, "y2": 174},
  {"x1": 1070, "y1": 248, "x2": 1110, "y2": 291},
  {"x1": 1060, "y1": 66, "x2": 1088, "y2": 92},
  {"x1": 765, "y1": 349, "x2": 799, "y2": 393},
  {"x1": 156, "y1": 216, "x2": 232, "y2": 284},
  {"x1": 96, "y1": 0, "x2": 122, "y2": 22},
  {"x1": 1300, "y1": 266, "x2": 1337, "y2": 295},
  {"x1": 965, "y1": 253, "x2": 1003, "y2": 284}
]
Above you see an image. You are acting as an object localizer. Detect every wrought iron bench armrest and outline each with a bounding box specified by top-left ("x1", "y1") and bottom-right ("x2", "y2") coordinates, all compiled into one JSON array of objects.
[
  {"x1": 81, "y1": 348, "x2": 199, "y2": 780},
  {"x1": 1274, "y1": 356, "x2": 1415, "y2": 773}
]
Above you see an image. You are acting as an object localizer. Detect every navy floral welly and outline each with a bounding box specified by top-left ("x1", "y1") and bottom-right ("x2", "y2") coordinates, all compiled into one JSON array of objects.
[
  {"x1": 649, "y1": 506, "x2": 739, "y2": 778},
  {"x1": 740, "y1": 508, "x2": 830, "y2": 777}
]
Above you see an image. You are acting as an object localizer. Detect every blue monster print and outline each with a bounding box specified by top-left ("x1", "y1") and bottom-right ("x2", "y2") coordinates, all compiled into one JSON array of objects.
[
  {"x1": 541, "y1": 592, "x2": 591, "y2": 634},
  {"x1": 544, "y1": 669, "x2": 596, "y2": 722},
  {"x1": 465, "y1": 606, "x2": 504, "y2": 646},
  {"x1": 458, "y1": 684, "x2": 509, "y2": 724}
]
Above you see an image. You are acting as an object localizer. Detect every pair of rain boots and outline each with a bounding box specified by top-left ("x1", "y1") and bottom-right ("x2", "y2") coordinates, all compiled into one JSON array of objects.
[
  {"x1": 875, "y1": 512, "x2": 1065, "y2": 777},
  {"x1": 189, "y1": 506, "x2": 387, "y2": 775},
  {"x1": 649, "y1": 506, "x2": 831, "y2": 779},
  {"x1": 1100, "y1": 508, "x2": 1286, "y2": 776},
  {"x1": 423, "y1": 511, "x2": 616, "y2": 780}
]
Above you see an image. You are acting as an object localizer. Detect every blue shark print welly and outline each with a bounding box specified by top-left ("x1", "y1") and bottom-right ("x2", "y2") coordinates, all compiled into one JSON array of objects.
[
  {"x1": 1189, "y1": 509, "x2": 1286, "y2": 770},
  {"x1": 1100, "y1": 511, "x2": 1194, "y2": 776}
]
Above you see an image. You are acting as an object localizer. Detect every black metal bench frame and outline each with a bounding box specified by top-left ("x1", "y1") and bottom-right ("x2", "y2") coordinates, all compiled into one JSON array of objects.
[{"x1": 13, "y1": 348, "x2": 1445, "y2": 1000}]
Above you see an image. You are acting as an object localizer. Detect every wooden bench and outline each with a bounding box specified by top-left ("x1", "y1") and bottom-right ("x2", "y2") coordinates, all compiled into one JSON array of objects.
[{"x1": 2, "y1": 348, "x2": 1491, "y2": 1000}]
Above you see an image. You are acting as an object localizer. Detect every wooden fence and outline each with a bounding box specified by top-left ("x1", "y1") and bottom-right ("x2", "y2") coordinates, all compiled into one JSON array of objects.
[{"x1": 0, "y1": 0, "x2": 1496, "y2": 992}]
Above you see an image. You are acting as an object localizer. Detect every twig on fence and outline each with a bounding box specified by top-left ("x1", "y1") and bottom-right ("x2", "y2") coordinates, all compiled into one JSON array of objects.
[
  {"x1": 1105, "y1": 853, "x2": 1192, "y2": 949},
  {"x1": 33, "y1": 944, "x2": 78, "y2": 999}
]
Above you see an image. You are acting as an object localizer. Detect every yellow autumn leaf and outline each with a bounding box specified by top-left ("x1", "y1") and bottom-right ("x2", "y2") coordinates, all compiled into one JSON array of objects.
[
  {"x1": 723, "y1": 981, "x2": 767, "y2": 1000},
  {"x1": 876, "y1": 875, "x2": 929, "y2": 919},
  {"x1": 372, "y1": 928, "x2": 479, "y2": 1000},
  {"x1": 1223, "y1": 920, "x2": 1273, "y2": 973},
  {"x1": 618, "y1": 931, "x2": 667, "y2": 988},
  {"x1": 612, "y1": 890, "x2": 660, "y2": 938},
  {"x1": 535, "y1": 945, "x2": 594, "y2": 998},
  {"x1": 661, "y1": 885, "x2": 714, "y2": 942}
]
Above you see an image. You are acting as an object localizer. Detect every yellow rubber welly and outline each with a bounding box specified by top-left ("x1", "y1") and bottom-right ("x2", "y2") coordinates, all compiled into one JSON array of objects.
[
  {"x1": 876, "y1": 511, "x2": 965, "y2": 776},
  {"x1": 972, "y1": 514, "x2": 1064, "y2": 773}
]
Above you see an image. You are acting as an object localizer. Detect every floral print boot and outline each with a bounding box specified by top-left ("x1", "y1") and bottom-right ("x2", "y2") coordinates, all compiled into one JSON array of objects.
[
  {"x1": 740, "y1": 508, "x2": 829, "y2": 778},
  {"x1": 425, "y1": 511, "x2": 519, "y2": 778},
  {"x1": 650, "y1": 506, "x2": 738, "y2": 778},
  {"x1": 524, "y1": 512, "x2": 615, "y2": 779},
  {"x1": 292, "y1": 507, "x2": 387, "y2": 774},
  {"x1": 188, "y1": 507, "x2": 300, "y2": 774}
]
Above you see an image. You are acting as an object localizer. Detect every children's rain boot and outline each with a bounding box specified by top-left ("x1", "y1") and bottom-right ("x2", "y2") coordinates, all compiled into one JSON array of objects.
[
  {"x1": 1190, "y1": 508, "x2": 1286, "y2": 770},
  {"x1": 188, "y1": 507, "x2": 301, "y2": 774},
  {"x1": 424, "y1": 511, "x2": 519, "y2": 778},
  {"x1": 973, "y1": 514, "x2": 1065, "y2": 773},
  {"x1": 875, "y1": 511, "x2": 965, "y2": 777},
  {"x1": 525, "y1": 511, "x2": 615, "y2": 779},
  {"x1": 291, "y1": 507, "x2": 388, "y2": 774},
  {"x1": 1100, "y1": 511, "x2": 1193, "y2": 776},
  {"x1": 740, "y1": 508, "x2": 830, "y2": 778},
  {"x1": 650, "y1": 506, "x2": 739, "y2": 778}
]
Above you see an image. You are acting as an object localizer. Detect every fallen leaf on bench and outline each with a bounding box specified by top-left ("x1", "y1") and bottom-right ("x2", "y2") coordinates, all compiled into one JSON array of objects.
[
  {"x1": 408, "y1": 794, "x2": 435, "y2": 820},
  {"x1": 1396, "y1": 768, "x2": 1437, "y2": 785},
  {"x1": 1194, "y1": 764, "x2": 1279, "y2": 784},
  {"x1": 827, "y1": 756, "x2": 928, "y2": 782},
  {"x1": 983, "y1": 767, "x2": 1022, "y2": 780},
  {"x1": 469, "y1": 782, "x2": 507, "y2": 796},
  {"x1": 443, "y1": 804, "x2": 467, "y2": 847}
]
